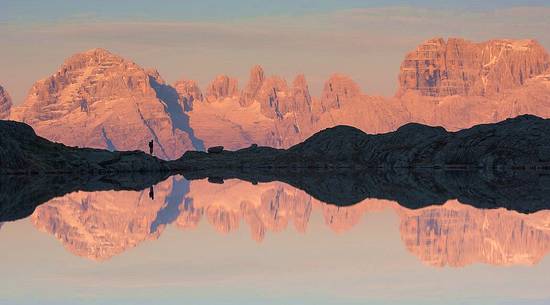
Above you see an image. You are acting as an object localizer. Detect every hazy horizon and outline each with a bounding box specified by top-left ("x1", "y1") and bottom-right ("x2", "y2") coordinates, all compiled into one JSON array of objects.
[{"x1": 2, "y1": 1, "x2": 550, "y2": 104}]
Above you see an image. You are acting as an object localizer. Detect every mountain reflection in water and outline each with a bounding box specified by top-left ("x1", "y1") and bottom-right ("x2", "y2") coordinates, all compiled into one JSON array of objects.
[{"x1": 21, "y1": 175, "x2": 550, "y2": 266}]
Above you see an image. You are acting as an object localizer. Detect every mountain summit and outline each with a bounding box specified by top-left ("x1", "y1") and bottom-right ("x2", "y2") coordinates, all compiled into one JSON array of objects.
[{"x1": 10, "y1": 48, "x2": 197, "y2": 159}]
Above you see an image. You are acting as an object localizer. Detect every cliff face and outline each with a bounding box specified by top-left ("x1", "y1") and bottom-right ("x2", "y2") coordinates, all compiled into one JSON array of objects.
[
  {"x1": 173, "y1": 79, "x2": 203, "y2": 111},
  {"x1": 205, "y1": 75, "x2": 239, "y2": 101},
  {"x1": 10, "y1": 48, "x2": 196, "y2": 159},
  {"x1": 0, "y1": 85, "x2": 12, "y2": 120},
  {"x1": 399, "y1": 69, "x2": 550, "y2": 130},
  {"x1": 398, "y1": 38, "x2": 550, "y2": 97}
]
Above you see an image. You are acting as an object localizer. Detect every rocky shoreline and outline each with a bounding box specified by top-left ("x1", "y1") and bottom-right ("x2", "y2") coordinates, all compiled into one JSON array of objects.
[
  {"x1": 2, "y1": 115, "x2": 550, "y2": 174},
  {"x1": 172, "y1": 114, "x2": 550, "y2": 171},
  {"x1": 1, "y1": 115, "x2": 550, "y2": 220}
]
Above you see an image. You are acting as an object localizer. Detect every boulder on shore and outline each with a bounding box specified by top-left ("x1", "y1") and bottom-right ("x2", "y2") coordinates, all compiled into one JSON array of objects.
[{"x1": 207, "y1": 146, "x2": 224, "y2": 154}]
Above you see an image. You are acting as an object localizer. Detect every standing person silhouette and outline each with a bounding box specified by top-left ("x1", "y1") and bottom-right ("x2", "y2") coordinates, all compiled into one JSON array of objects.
[
  {"x1": 148, "y1": 140, "x2": 154, "y2": 155},
  {"x1": 149, "y1": 186, "x2": 155, "y2": 200}
]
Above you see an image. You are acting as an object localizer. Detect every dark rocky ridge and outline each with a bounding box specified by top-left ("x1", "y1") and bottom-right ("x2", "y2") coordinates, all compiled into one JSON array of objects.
[
  {"x1": 2, "y1": 115, "x2": 549, "y2": 173},
  {"x1": 173, "y1": 114, "x2": 550, "y2": 170},
  {"x1": 0, "y1": 120, "x2": 168, "y2": 174}
]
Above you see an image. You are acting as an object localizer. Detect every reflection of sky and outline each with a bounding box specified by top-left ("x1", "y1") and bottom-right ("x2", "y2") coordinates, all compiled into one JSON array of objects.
[
  {"x1": 2, "y1": 211, "x2": 550, "y2": 305},
  {"x1": 1, "y1": 177, "x2": 550, "y2": 304},
  {"x1": 1, "y1": 2, "x2": 550, "y2": 104}
]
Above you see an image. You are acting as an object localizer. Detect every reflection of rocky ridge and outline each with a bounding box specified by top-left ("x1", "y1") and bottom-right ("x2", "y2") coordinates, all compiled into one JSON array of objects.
[
  {"x1": 0, "y1": 173, "x2": 169, "y2": 222},
  {"x1": 20, "y1": 177, "x2": 550, "y2": 266},
  {"x1": 183, "y1": 167, "x2": 550, "y2": 214},
  {"x1": 178, "y1": 115, "x2": 550, "y2": 213}
]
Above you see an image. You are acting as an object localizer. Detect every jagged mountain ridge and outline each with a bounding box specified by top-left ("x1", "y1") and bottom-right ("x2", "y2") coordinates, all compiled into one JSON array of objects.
[{"x1": 5, "y1": 37, "x2": 550, "y2": 159}]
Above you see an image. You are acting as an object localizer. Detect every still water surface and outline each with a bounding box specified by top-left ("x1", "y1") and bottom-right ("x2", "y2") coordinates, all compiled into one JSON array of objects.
[{"x1": 1, "y1": 175, "x2": 549, "y2": 304}]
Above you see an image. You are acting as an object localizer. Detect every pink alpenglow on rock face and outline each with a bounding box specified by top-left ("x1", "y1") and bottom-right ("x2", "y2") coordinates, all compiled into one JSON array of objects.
[
  {"x1": 397, "y1": 38, "x2": 550, "y2": 97},
  {"x1": 205, "y1": 75, "x2": 239, "y2": 101},
  {"x1": 10, "y1": 48, "x2": 196, "y2": 159},
  {"x1": 7, "y1": 37, "x2": 550, "y2": 157},
  {"x1": 0, "y1": 85, "x2": 12, "y2": 120},
  {"x1": 173, "y1": 79, "x2": 203, "y2": 111},
  {"x1": 240, "y1": 65, "x2": 265, "y2": 107}
]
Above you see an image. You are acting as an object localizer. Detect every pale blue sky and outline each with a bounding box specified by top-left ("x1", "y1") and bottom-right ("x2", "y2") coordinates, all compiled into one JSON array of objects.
[{"x1": 2, "y1": 0, "x2": 548, "y2": 23}]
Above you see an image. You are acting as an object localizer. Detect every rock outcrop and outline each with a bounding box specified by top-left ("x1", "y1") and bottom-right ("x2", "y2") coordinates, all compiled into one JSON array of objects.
[
  {"x1": 398, "y1": 38, "x2": 550, "y2": 97},
  {"x1": 0, "y1": 85, "x2": 12, "y2": 120},
  {"x1": 10, "y1": 48, "x2": 196, "y2": 159},
  {"x1": 319, "y1": 74, "x2": 361, "y2": 111},
  {"x1": 240, "y1": 65, "x2": 265, "y2": 107},
  {"x1": 173, "y1": 79, "x2": 203, "y2": 111},
  {"x1": 205, "y1": 75, "x2": 239, "y2": 101}
]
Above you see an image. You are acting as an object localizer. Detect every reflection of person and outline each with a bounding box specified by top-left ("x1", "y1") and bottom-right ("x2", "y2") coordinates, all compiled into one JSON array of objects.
[
  {"x1": 149, "y1": 186, "x2": 154, "y2": 200},
  {"x1": 148, "y1": 140, "x2": 154, "y2": 155}
]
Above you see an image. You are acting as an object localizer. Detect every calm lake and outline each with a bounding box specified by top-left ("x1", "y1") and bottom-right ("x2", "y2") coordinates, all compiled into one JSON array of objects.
[{"x1": 1, "y1": 175, "x2": 549, "y2": 305}]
